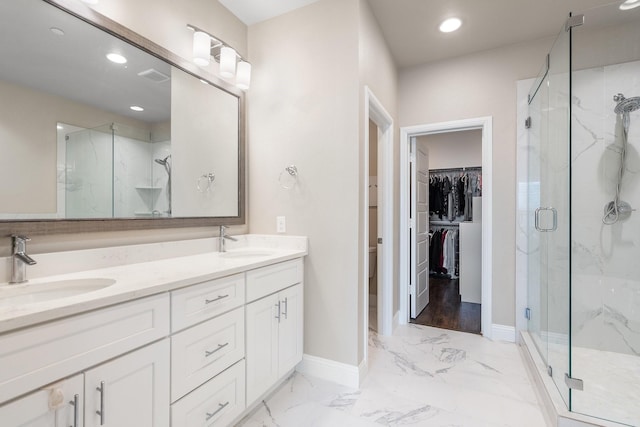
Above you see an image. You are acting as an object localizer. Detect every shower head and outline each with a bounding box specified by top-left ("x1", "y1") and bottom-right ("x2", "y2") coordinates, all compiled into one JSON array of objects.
[
  {"x1": 154, "y1": 154, "x2": 171, "y2": 166},
  {"x1": 613, "y1": 93, "x2": 640, "y2": 114}
]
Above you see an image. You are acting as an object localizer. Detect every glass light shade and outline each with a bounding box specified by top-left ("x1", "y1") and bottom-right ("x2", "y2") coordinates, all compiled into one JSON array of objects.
[
  {"x1": 193, "y1": 31, "x2": 211, "y2": 67},
  {"x1": 236, "y1": 61, "x2": 251, "y2": 90},
  {"x1": 219, "y1": 46, "x2": 237, "y2": 78}
]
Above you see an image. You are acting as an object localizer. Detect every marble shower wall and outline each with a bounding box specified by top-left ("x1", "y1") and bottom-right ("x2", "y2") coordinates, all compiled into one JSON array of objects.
[{"x1": 571, "y1": 59, "x2": 640, "y2": 356}]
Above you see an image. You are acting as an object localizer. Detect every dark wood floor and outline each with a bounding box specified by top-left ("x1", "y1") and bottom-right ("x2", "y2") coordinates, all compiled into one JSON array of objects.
[{"x1": 410, "y1": 277, "x2": 481, "y2": 334}]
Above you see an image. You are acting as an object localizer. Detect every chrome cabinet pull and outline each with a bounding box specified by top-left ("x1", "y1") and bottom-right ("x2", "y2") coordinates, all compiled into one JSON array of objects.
[
  {"x1": 69, "y1": 394, "x2": 79, "y2": 427},
  {"x1": 205, "y1": 342, "x2": 229, "y2": 357},
  {"x1": 96, "y1": 381, "x2": 105, "y2": 425},
  {"x1": 205, "y1": 294, "x2": 229, "y2": 304},
  {"x1": 205, "y1": 401, "x2": 230, "y2": 421},
  {"x1": 282, "y1": 297, "x2": 288, "y2": 320},
  {"x1": 275, "y1": 301, "x2": 281, "y2": 322},
  {"x1": 534, "y1": 207, "x2": 558, "y2": 232}
]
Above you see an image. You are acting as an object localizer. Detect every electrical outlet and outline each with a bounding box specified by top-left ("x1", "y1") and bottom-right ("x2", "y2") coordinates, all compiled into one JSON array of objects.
[{"x1": 276, "y1": 216, "x2": 286, "y2": 233}]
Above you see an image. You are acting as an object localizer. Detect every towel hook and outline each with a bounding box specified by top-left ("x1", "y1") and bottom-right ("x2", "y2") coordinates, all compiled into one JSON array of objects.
[
  {"x1": 279, "y1": 165, "x2": 298, "y2": 189},
  {"x1": 196, "y1": 173, "x2": 216, "y2": 192}
]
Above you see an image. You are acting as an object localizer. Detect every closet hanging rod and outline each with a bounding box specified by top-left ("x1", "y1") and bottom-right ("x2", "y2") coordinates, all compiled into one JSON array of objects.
[
  {"x1": 430, "y1": 222, "x2": 460, "y2": 228},
  {"x1": 429, "y1": 166, "x2": 482, "y2": 173}
]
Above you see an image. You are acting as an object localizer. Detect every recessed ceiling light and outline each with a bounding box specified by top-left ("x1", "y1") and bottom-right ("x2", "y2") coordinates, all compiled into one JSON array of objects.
[
  {"x1": 50, "y1": 27, "x2": 65, "y2": 36},
  {"x1": 130, "y1": 105, "x2": 144, "y2": 112},
  {"x1": 106, "y1": 53, "x2": 127, "y2": 64},
  {"x1": 620, "y1": 0, "x2": 640, "y2": 10},
  {"x1": 439, "y1": 17, "x2": 462, "y2": 33}
]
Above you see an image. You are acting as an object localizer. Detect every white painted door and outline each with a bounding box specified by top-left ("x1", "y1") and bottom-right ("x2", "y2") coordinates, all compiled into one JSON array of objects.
[
  {"x1": 84, "y1": 340, "x2": 170, "y2": 427},
  {"x1": 0, "y1": 374, "x2": 84, "y2": 427},
  {"x1": 245, "y1": 293, "x2": 279, "y2": 404},
  {"x1": 411, "y1": 140, "x2": 430, "y2": 318},
  {"x1": 278, "y1": 284, "x2": 303, "y2": 376}
]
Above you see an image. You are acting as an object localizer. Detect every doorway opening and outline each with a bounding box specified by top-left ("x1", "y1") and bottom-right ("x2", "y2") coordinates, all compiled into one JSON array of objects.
[
  {"x1": 368, "y1": 119, "x2": 380, "y2": 332},
  {"x1": 409, "y1": 131, "x2": 482, "y2": 334},
  {"x1": 400, "y1": 117, "x2": 493, "y2": 338}
]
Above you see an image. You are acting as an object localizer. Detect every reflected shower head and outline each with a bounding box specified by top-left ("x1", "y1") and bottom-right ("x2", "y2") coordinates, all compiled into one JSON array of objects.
[
  {"x1": 613, "y1": 93, "x2": 640, "y2": 114},
  {"x1": 154, "y1": 154, "x2": 171, "y2": 165}
]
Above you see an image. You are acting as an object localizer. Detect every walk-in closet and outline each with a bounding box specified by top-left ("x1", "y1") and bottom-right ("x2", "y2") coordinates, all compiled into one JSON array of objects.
[{"x1": 410, "y1": 129, "x2": 483, "y2": 334}]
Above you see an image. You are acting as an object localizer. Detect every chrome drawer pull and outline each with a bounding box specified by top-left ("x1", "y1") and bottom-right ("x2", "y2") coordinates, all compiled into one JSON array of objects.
[
  {"x1": 69, "y1": 394, "x2": 79, "y2": 427},
  {"x1": 282, "y1": 297, "x2": 288, "y2": 320},
  {"x1": 275, "y1": 301, "x2": 281, "y2": 322},
  {"x1": 205, "y1": 342, "x2": 229, "y2": 357},
  {"x1": 205, "y1": 401, "x2": 230, "y2": 421},
  {"x1": 205, "y1": 294, "x2": 229, "y2": 304},
  {"x1": 96, "y1": 381, "x2": 105, "y2": 425}
]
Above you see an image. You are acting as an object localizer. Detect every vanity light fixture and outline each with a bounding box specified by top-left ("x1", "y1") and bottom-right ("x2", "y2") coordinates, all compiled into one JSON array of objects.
[
  {"x1": 130, "y1": 105, "x2": 144, "y2": 112},
  {"x1": 439, "y1": 17, "x2": 462, "y2": 33},
  {"x1": 106, "y1": 52, "x2": 127, "y2": 64},
  {"x1": 620, "y1": 0, "x2": 640, "y2": 10},
  {"x1": 187, "y1": 24, "x2": 251, "y2": 90}
]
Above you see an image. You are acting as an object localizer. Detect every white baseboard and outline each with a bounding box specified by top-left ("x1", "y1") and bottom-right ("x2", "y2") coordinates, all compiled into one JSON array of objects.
[
  {"x1": 491, "y1": 324, "x2": 516, "y2": 342},
  {"x1": 296, "y1": 354, "x2": 360, "y2": 389}
]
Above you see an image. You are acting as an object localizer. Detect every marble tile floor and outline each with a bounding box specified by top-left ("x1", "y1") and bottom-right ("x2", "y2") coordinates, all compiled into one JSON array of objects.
[{"x1": 237, "y1": 324, "x2": 547, "y2": 426}]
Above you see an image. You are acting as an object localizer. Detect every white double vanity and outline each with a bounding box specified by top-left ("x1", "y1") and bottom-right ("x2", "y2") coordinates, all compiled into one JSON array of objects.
[{"x1": 0, "y1": 235, "x2": 307, "y2": 426}]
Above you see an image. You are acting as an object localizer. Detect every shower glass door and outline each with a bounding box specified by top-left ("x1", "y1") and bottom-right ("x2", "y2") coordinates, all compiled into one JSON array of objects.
[{"x1": 527, "y1": 19, "x2": 571, "y2": 407}]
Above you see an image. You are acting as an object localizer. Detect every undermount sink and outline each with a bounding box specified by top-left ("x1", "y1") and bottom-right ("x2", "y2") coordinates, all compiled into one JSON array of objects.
[
  {"x1": 0, "y1": 278, "x2": 116, "y2": 307},
  {"x1": 219, "y1": 249, "x2": 275, "y2": 259}
]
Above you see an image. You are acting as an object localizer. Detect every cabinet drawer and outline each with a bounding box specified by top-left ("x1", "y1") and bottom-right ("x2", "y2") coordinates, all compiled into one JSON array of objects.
[
  {"x1": 171, "y1": 307, "x2": 244, "y2": 402},
  {"x1": 171, "y1": 274, "x2": 244, "y2": 332},
  {"x1": 0, "y1": 293, "x2": 169, "y2": 405},
  {"x1": 171, "y1": 360, "x2": 245, "y2": 427},
  {"x1": 246, "y1": 258, "x2": 303, "y2": 303}
]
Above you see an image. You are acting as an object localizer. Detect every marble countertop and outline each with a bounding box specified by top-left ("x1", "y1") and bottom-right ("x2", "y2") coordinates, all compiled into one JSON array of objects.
[{"x1": 0, "y1": 235, "x2": 307, "y2": 334}]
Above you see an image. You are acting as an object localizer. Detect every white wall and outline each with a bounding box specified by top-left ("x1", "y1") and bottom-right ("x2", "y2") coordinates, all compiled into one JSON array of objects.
[
  {"x1": 399, "y1": 37, "x2": 553, "y2": 327},
  {"x1": 248, "y1": 0, "x2": 361, "y2": 366},
  {"x1": 247, "y1": 0, "x2": 397, "y2": 367},
  {"x1": 418, "y1": 129, "x2": 482, "y2": 170}
]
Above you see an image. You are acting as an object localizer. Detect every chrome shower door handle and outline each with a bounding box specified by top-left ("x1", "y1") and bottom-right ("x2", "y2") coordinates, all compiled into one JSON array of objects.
[{"x1": 535, "y1": 207, "x2": 558, "y2": 232}]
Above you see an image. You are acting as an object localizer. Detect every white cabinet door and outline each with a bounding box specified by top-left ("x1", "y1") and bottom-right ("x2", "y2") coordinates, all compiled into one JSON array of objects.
[
  {"x1": 245, "y1": 293, "x2": 279, "y2": 404},
  {"x1": 278, "y1": 284, "x2": 303, "y2": 376},
  {"x1": 0, "y1": 374, "x2": 84, "y2": 427},
  {"x1": 84, "y1": 340, "x2": 170, "y2": 427}
]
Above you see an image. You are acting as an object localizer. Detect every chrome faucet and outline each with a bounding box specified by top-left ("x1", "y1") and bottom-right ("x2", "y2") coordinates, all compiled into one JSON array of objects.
[
  {"x1": 219, "y1": 226, "x2": 237, "y2": 253},
  {"x1": 10, "y1": 235, "x2": 37, "y2": 284}
]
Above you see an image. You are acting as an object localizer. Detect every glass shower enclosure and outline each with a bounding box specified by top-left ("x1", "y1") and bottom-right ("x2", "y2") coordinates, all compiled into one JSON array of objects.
[{"x1": 525, "y1": 3, "x2": 640, "y2": 426}]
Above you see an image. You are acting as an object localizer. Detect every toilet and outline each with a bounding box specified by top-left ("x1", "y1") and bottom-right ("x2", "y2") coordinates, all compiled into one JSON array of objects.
[{"x1": 369, "y1": 246, "x2": 377, "y2": 278}]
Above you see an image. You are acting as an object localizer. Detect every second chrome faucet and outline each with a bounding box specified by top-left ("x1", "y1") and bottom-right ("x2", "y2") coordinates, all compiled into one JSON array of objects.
[{"x1": 219, "y1": 226, "x2": 237, "y2": 253}]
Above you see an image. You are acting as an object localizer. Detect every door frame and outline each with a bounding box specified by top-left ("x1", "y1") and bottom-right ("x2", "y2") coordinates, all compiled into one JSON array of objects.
[
  {"x1": 363, "y1": 87, "x2": 394, "y2": 361},
  {"x1": 399, "y1": 117, "x2": 493, "y2": 337}
]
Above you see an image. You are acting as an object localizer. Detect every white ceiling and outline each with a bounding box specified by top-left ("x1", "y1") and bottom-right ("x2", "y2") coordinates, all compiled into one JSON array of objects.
[{"x1": 218, "y1": 0, "x2": 623, "y2": 69}]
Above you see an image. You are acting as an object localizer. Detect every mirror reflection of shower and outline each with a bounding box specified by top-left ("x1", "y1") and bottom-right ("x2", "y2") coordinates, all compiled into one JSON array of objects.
[
  {"x1": 155, "y1": 154, "x2": 172, "y2": 215},
  {"x1": 602, "y1": 93, "x2": 640, "y2": 225}
]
